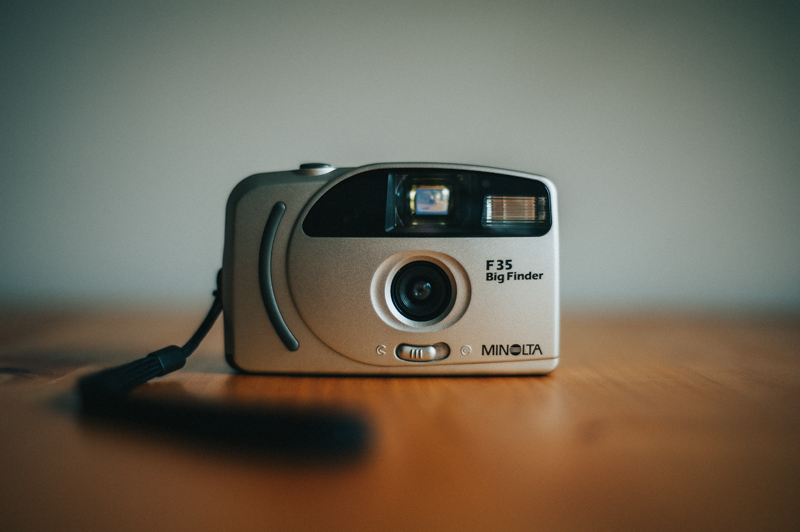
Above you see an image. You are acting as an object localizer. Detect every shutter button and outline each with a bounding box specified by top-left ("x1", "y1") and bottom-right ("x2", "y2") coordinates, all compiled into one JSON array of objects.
[
  {"x1": 396, "y1": 343, "x2": 450, "y2": 362},
  {"x1": 295, "y1": 163, "x2": 336, "y2": 176}
]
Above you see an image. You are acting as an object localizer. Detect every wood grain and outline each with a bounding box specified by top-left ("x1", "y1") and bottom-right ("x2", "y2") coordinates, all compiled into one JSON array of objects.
[{"x1": 1, "y1": 310, "x2": 798, "y2": 531}]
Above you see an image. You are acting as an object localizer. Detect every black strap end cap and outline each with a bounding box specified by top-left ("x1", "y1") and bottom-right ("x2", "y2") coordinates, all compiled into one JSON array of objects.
[{"x1": 147, "y1": 346, "x2": 187, "y2": 375}]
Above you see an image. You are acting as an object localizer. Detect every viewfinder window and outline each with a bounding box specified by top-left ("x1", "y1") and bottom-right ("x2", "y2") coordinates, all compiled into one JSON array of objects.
[{"x1": 411, "y1": 185, "x2": 451, "y2": 216}]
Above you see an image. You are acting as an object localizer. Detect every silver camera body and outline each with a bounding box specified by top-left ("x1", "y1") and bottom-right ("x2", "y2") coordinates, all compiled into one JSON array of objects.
[{"x1": 222, "y1": 163, "x2": 559, "y2": 375}]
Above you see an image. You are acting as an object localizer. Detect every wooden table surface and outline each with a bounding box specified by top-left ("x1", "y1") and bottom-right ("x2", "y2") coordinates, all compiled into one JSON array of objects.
[{"x1": 1, "y1": 309, "x2": 798, "y2": 531}]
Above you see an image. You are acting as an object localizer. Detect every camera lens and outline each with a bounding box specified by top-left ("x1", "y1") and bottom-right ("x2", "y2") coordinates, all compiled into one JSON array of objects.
[{"x1": 391, "y1": 261, "x2": 452, "y2": 322}]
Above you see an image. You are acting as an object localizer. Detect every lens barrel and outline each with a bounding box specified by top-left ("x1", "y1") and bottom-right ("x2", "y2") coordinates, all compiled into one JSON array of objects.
[{"x1": 391, "y1": 261, "x2": 452, "y2": 322}]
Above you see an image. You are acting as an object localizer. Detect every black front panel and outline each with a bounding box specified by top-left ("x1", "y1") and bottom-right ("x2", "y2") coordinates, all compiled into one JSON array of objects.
[{"x1": 302, "y1": 168, "x2": 552, "y2": 237}]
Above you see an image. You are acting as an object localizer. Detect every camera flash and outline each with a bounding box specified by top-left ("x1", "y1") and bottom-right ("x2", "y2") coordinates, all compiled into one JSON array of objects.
[{"x1": 482, "y1": 196, "x2": 547, "y2": 227}]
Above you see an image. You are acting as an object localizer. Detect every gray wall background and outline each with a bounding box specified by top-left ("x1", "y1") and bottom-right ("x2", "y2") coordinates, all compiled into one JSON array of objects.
[{"x1": 1, "y1": 0, "x2": 798, "y2": 310}]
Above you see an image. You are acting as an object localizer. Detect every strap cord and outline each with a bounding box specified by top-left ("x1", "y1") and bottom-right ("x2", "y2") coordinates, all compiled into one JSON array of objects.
[
  {"x1": 75, "y1": 269, "x2": 368, "y2": 454},
  {"x1": 78, "y1": 270, "x2": 223, "y2": 413}
]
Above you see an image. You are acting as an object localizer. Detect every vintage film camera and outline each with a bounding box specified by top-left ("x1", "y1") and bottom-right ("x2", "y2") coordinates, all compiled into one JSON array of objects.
[{"x1": 222, "y1": 163, "x2": 559, "y2": 375}]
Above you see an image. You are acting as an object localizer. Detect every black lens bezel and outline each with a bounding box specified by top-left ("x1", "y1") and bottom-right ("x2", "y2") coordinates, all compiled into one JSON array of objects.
[{"x1": 390, "y1": 261, "x2": 452, "y2": 322}]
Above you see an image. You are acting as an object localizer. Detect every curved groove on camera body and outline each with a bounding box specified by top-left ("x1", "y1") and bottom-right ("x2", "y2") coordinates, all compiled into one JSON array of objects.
[{"x1": 258, "y1": 202, "x2": 299, "y2": 351}]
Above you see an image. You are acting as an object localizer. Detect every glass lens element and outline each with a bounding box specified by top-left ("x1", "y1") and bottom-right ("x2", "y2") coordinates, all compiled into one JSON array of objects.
[{"x1": 391, "y1": 261, "x2": 452, "y2": 322}]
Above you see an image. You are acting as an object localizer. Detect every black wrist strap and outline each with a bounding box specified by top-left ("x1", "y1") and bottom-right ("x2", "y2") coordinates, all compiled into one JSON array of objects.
[
  {"x1": 78, "y1": 271, "x2": 223, "y2": 411},
  {"x1": 77, "y1": 270, "x2": 367, "y2": 455}
]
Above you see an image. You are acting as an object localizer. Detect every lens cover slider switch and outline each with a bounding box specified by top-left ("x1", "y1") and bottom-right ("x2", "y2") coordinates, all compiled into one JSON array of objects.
[{"x1": 395, "y1": 343, "x2": 450, "y2": 362}]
